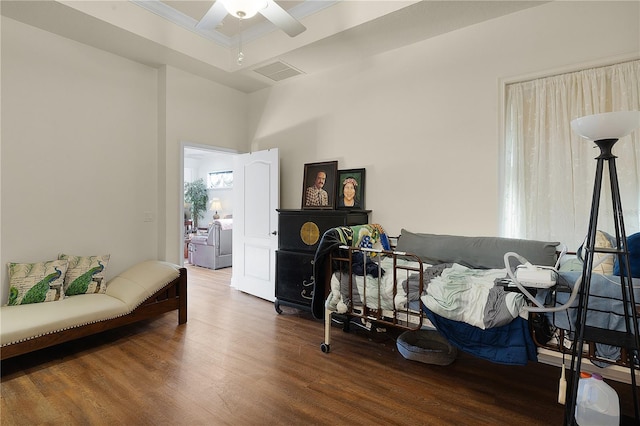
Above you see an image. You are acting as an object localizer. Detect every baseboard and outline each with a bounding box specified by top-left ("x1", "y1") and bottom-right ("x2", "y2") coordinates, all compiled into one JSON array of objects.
[{"x1": 537, "y1": 347, "x2": 639, "y2": 385}]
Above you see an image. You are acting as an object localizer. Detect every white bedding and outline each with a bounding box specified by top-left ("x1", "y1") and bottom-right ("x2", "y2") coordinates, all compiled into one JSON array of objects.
[
  {"x1": 421, "y1": 263, "x2": 525, "y2": 329},
  {"x1": 325, "y1": 257, "x2": 424, "y2": 313},
  {"x1": 325, "y1": 258, "x2": 526, "y2": 330}
]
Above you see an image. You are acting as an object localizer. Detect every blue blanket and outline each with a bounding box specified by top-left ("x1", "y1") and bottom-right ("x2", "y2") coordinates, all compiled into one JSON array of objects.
[
  {"x1": 424, "y1": 307, "x2": 537, "y2": 366},
  {"x1": 542, "y1": 271, "x2": 640, "y2": 362},
  {"x1": 545, "y1": 272, "x2": 640, "y2": 331}
]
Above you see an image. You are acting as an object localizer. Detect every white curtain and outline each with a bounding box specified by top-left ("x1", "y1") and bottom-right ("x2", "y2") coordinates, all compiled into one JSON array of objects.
[{"x1": 503, "y1": 60, "x2": 640, "y2": 250}]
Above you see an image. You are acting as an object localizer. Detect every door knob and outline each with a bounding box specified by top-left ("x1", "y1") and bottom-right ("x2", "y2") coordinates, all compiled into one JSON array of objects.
[{"x1": 272, "y1": 231, "x2": 277, "y2": 235}]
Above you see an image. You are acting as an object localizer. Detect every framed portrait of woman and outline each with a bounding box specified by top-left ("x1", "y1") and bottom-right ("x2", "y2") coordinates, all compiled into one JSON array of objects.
[
  {"x1": 301, "y1": 161, "x2": 338, "y2": 210},
  {"x1": 336, "y1": 168, "x2": 365, "y2": 210}
]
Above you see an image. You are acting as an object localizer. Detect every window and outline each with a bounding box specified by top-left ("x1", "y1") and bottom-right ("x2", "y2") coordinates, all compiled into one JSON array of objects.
[
  {"x1": 207, "y1": 170, "x2": 233, "y2": 189},
  {"x1": 502, "y1": 60, "x2": 640, "y2": 249}
]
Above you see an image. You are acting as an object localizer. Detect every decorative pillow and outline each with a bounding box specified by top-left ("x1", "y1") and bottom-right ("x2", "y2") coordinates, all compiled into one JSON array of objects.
[
  {"x1": 59, "y1": 254, "x2": 110, "y2": 296},
  {"x1": 6, "y1": 259, "x2": 68, "y2": 305},
  {"x1": 614, "y1": 232, "x2": 640, "y2": 278}
]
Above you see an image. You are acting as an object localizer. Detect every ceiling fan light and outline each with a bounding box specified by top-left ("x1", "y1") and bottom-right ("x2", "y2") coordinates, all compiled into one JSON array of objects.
[{"x1": 220, "y1": 0, "x2": 268, "y2": 19}]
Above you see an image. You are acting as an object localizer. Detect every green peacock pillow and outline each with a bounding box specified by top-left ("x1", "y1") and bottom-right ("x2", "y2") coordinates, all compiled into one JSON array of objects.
[
  {"x1": 6, "y1": 259, "x2": 69, "y2": 305},
  {"x1": 59, "y1": 254, "x2": 110, "y2": 296}
]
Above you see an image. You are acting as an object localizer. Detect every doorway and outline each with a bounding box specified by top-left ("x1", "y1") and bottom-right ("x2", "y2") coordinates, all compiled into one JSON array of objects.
[
  {"x1": 181, "y1": 145, "x2": 281, "y2": 301},
  {"x1": 182, "y1": 143, "x2": 237, "y2": 266}
]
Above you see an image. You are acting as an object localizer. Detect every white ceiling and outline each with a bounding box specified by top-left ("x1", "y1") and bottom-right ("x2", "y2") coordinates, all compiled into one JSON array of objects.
[
  {"x1": 137, "y1": 0, "x2": 328, "y2": 40},
  {"x1": 1, "y1": 1, "x2": 547, "y2": 93}
]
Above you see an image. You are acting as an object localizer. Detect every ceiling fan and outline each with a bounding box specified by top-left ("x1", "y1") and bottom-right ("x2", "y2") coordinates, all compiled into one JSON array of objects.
[{"x1": 196, "y1": 0, "x2": 306, "y2": 37}]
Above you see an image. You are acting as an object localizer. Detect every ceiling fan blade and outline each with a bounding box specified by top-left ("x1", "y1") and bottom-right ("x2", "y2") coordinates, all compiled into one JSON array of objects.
[
  {"x1": 195, "y1": 1, "x2": 228, "y2": 31},
  {"x1": 259, "y1": 0, "x2": 306, "y2": 37}
]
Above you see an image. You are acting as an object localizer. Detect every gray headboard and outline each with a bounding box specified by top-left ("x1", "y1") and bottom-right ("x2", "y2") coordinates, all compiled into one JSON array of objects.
[{"x1": 395, "y1": 229, "x2": 560, "y2": 269}]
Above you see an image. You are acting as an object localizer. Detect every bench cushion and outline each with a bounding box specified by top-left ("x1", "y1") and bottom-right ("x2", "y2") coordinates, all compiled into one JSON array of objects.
[
  {"x1": 105, "y1": 260, "x2": 180, "y2": 310},
  {"x1": 1, "y1": 260, "x2": 181, "y2": 347},
  {"x1": 1, "y1": 294, "x2": 127, "y2": 346}
]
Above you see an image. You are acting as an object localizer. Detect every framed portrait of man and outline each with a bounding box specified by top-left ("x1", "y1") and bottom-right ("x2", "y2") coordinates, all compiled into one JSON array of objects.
[
  {"x1": 301, "y1": 161, "x2": 338, "y2": 210},
  {"x1": 336, "y1": 168, "x2": 365, "y2": 210}
]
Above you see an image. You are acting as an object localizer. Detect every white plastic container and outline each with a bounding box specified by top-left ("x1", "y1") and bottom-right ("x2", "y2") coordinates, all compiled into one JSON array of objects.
[{"x1": 575, "y1": 372, "x2": 620, "y2": 426}]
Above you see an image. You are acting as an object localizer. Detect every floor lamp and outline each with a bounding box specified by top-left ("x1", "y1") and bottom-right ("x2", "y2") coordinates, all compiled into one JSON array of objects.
[{"x1": 566, "y1": 110, "x2": 640, "y2": 425}]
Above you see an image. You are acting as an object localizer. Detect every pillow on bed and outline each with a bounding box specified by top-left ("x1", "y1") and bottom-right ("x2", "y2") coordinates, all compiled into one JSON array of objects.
[
  {"x1": 396, "y1": 229, "x2": 559, "y2": 269},
  {"x1": 613, "y1": 232, "x2": 640, "y2": 278},
  {"x1": 559, "y1": 257, "x2": 584, "y2": 272},
  {"x1": 577, "y1": 230, "x2": 615, "y2": 275}
]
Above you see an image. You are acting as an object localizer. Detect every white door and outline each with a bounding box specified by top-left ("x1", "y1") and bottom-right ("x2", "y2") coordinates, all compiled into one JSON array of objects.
[{"x1": 231, "y1": 148, "x2": 279, "y2": 301}]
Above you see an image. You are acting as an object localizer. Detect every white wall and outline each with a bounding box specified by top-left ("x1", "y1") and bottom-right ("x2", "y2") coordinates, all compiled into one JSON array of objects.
[
  {"x1": 0, "y1": 19, "x2": 248, "y2": 302},
  {"x1": 248, "y1": 1, "x2": 640, "y2": 238},
  {"x1": 160, "y1": 66, "x2": 247, "y2": 263},
  {"x1": 1, "y1": 17, "x2": 159, "y2": 303}
]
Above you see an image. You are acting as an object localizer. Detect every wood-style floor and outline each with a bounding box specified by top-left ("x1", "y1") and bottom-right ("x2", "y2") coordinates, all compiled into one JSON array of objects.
[{"x1": 1, "y1": 264, "x2": 636, "y2": 425}]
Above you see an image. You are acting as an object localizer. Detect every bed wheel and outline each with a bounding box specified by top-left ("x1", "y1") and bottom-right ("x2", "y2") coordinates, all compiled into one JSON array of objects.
[{"x1": 321, "y1": 343, "x2": 330, "y2": 353}]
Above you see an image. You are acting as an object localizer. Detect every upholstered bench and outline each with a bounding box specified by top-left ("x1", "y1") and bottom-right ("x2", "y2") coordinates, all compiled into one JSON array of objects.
[{"x1": 1, "y1": 260, "x2": 187, "y2": 360}]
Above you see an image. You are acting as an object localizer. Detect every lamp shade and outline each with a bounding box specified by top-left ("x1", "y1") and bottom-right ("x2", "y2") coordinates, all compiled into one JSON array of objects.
[
  {"x1": 210, "y1": 198, "x2": 222, "y2": 220},
  {"x1": 221, "y1": 0, "x2": 268, "y2": 19},
  {"x1": 571, "y1": 111, "x2": 640, "y2": 141}
]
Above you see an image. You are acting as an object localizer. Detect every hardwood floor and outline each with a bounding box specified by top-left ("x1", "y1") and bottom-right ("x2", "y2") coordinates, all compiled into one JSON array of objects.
[{"x1": 1, "y1": 264, "x2": 636, "y2": 425}]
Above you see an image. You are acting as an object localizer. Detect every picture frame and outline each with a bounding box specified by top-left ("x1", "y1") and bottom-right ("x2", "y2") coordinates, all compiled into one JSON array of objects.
[
  {"x1": 208, "y1": 170, "x2": 233, "y2": 189},
  {"x1": 336, "y1": 168, "x2": 365, "y2": 210},
  {"x1": 301, "y1": 161, "x2": 338, "y2": 210}
]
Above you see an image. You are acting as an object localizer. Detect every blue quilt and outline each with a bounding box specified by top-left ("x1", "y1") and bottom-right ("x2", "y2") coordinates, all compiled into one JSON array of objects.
[
  {"x1": 545, "y1": 272, "x2": 640, "y2": 331},
  {"x1": 424, "y1": 306, "x2": 537, "y2": 366},
  {"x1": 542, "y1": 271, "x2": 640, "y2": 363}
]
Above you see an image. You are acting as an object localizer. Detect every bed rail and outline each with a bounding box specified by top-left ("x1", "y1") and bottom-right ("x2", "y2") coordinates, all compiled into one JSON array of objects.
[
  {"x1": 532, "y1": 314, "x2": 640, "y2": 370},
  {"x1": 532, "y1": 251, "x2": 640, "y2": 370},
  {"x1": 319, "y1": 244, "x2": 638, "y2": 380},
  {"x1": 320, "y1": 246, "x2": 425, "y2": 353}
]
